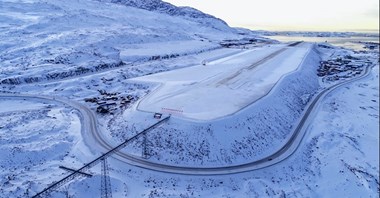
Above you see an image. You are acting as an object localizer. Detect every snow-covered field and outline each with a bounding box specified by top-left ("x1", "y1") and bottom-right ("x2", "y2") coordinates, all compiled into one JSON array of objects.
[
  {"x1": 134, "y1": 43, "x2": 312, "y2": 120},
  {"x1": 301, "y1": 64, "x2": 379, "y2": 196},
  {"x1": 0, "y1": 98, "x2": 88, "y2": 197},
  {"x1": 0, "y1": 0, "x2": 379, "y2": 197},
  {"x1": 0, "y1": 0, "x2": 264, "y2": 85},
  {"x1": 46, "y1": 61, "x2": 380, "y2": 197},
  {"x1": 90, "y1": 49, "x2": 380, "y2": 197},
  {"x1": 105, "y1": 43, "x2": 320, "y2": 168}
]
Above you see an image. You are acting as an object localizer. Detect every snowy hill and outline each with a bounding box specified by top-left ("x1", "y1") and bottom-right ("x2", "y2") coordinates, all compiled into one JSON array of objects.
[
  {"x1": 97, "y1": 0, "x2": 232, "y2": 31},
  {"x1": 0, "y1": 0, "x2": 261, "y2": 85},
  {"x1": 1, "y1": 0, "x2": 379, "y2": 197}
]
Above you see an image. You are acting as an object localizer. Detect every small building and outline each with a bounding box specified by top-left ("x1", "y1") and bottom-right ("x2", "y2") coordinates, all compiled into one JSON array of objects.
[
  {"x1": 153, "y1": 113, "x2": 162, "y2": 119},
  {"x1": 105, "y1": 96, "x2": 118, "y2": 101}
]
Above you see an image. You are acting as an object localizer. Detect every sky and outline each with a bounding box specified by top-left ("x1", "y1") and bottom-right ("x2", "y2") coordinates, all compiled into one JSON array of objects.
[{"x1": 163, "y1": 0, "x2": 379, "y2": 32}]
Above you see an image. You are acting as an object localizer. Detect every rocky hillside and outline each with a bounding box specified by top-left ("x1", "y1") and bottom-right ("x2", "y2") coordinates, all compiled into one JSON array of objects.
[
  {"x1": 97, "y1": 0, "x2": 233, "y2": 31},
  {"x1": 0, "y1": 0, "x2": 260, "y2": 85}
]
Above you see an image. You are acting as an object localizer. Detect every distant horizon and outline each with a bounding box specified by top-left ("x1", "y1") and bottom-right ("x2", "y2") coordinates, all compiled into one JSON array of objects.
[
  {"x1": 164, "y1": 0, "x2": 379, "y2": 34},
  {"x1": 232, "y1": 22, "x2": 380, "y2": 34},
  {"x1": 239, "y1": 26, "x2": 380, "y2": 34}
]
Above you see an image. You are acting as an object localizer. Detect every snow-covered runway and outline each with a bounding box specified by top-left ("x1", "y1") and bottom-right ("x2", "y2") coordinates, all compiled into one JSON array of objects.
[{"x1": 134, "y1": 43, "x2": 312, "y2": 120}]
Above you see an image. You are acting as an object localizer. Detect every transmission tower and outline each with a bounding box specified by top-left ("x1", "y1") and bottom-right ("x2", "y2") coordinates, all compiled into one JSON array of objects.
[
  {"x1": 101, "y1": 158, "x2": 112, "y2": 198},
  {"x1": 142, "y1": 132, "x2": 154, "y2": 159},
  {"x1": 142, "y1": 132, "x2": 148, "y2": 159}
]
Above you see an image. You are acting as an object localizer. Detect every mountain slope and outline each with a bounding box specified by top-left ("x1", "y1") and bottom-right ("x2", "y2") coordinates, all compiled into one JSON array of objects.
[
  {"x1": 97, "y1": 0, "x2": 233, "y2": 32},
  {"x1": 0, "y1": 0, "x2": 256, "y2": 84}
]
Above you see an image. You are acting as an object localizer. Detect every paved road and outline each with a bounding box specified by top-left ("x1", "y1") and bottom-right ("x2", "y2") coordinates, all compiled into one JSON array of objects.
[
  {"x1": 0, "y1": 60, "x2": 373, "y2": 176},
  {"x1": 0, "y1": 94, "x2": 98, "y2": 151},
  {"x1": 90, "y1": 65, "x2": 373, "y2": 175}
]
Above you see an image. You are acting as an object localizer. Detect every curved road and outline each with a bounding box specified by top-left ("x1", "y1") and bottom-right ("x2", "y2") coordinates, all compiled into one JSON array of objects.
[
  {"x1": 90, "y1": 65, "x2": 374, "y2": 175},
  {"x1": 0, "y1": 64, "x2": 373, "y2": 175},
  {"x1": 0, "y1": 94, "x2": 99, "y2": 152}
]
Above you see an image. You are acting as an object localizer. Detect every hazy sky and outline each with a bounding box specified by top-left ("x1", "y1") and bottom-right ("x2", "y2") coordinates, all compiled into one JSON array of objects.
[{"x1": 164, "y1": 0, "x2": 379, "y2": 32}]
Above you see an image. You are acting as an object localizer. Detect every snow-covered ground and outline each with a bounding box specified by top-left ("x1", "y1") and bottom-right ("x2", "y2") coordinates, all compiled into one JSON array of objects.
[
  {"x1": 56, "y1": 61, "x2": 379, "y2": 198},
  {"x1": 0, "y1": 0, "x2": 379, "y2": 197},
  {"x1": 134, "y1": 43, "x2": 312, "y2": 120},
  {"x1": 0, "y1": 98, "x2": 91, "y2": 197},
  {"x1": 94, "y1": 50, "x2": 380, "y2": 198},
  {"x1": 1, "y1": 0, "x2": 267, "y2": 85},
  {"x1": 106, "y1": 43, "x2": 320, "y2": 167},
  {"x1": 300, "y1": 64, "x2": 379, "y2": 196}
]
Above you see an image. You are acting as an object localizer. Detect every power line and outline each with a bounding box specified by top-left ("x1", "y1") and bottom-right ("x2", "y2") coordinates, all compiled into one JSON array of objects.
[{"x1": 32, "y1": 116, "x2": 170, "y2": 198}]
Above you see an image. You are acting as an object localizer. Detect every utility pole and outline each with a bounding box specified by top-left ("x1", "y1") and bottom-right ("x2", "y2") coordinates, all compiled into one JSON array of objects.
[{"x1": 101, "y1": 158, "x2": 112, "y2": 198}]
